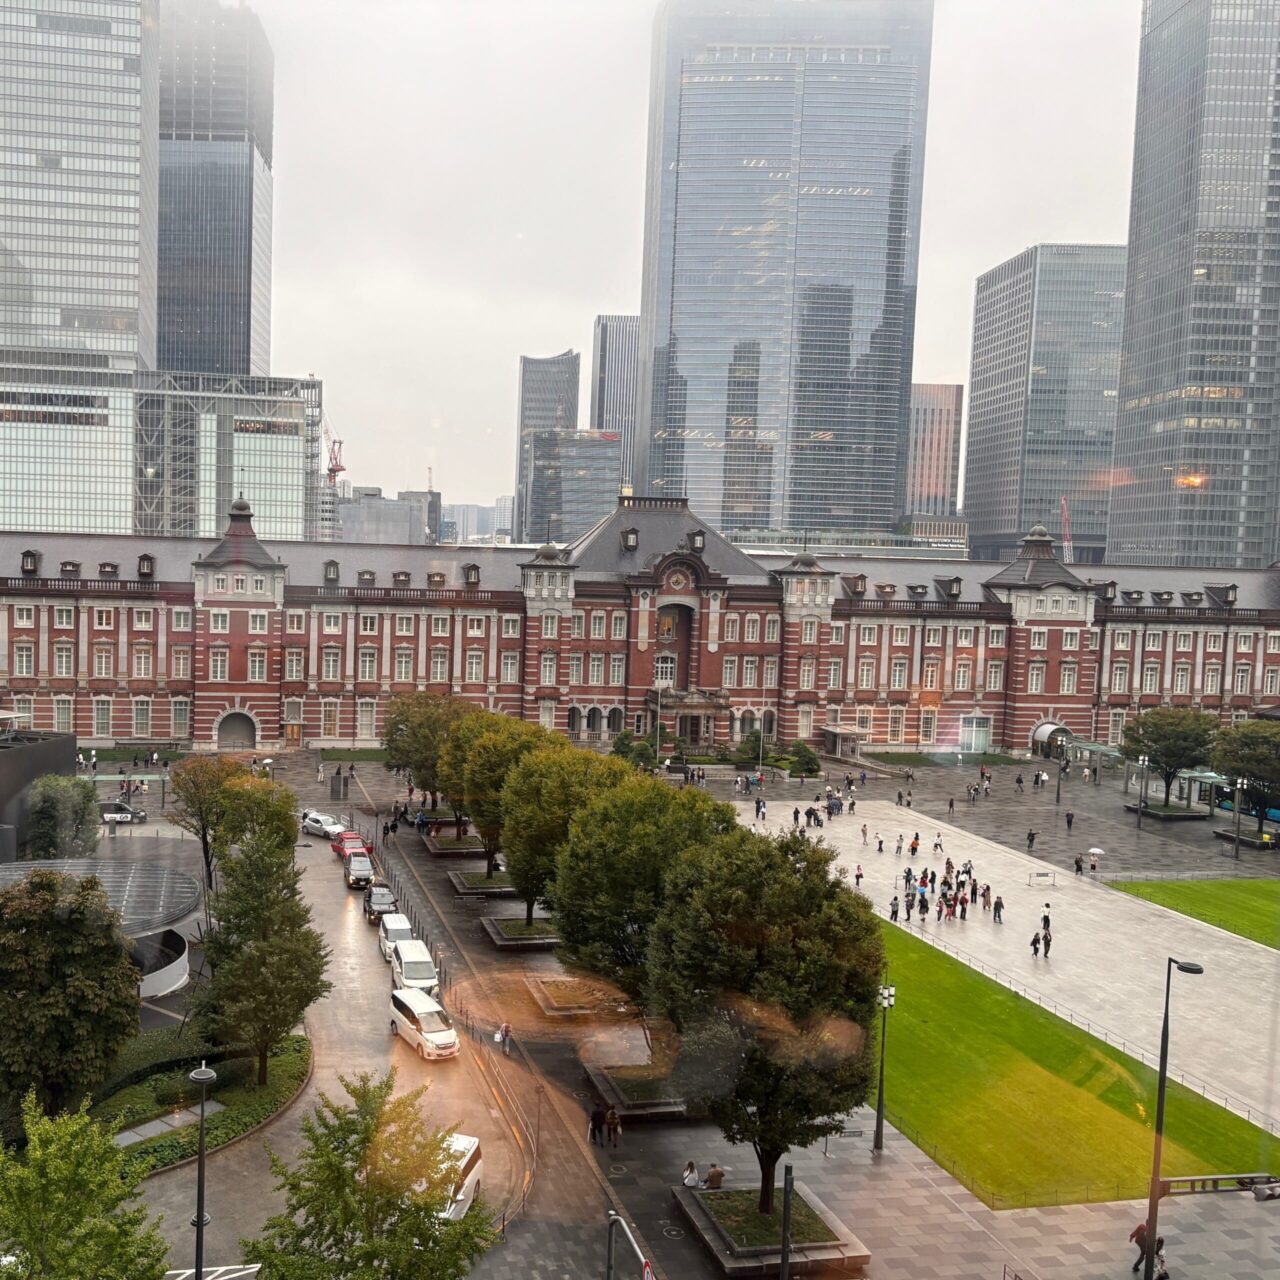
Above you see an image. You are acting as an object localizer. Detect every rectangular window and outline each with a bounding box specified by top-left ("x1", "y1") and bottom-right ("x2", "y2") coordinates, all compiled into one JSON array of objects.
[
  {"x1": 54, "y1": 645, "x2": 73, "y2": 677},
  {"x1": 173, "y1": 608, "x2": 192, "y2": 631},
  {"x1": 922, "y1": 659, "x2": 939, "y2": 691},
  {"x1": 610, "y1": 654, "x2": 625, "y2": 685},
  {"x1": 1067, "y1": 596, "x2": 1080, "y2": 614},
  {"x1": 468, "y1": 616, "x2": 485, "y2": 637},
  {"x1": 892, "y1": 625, "x2": 909, "y2": 646},
  {"x1": 286, "y1": 611, "x2": 305, "y2": 633},
  {"x1": 285, "y1": 650, "x2": 304, "y2": 681},
  {"x1": 954, "y1": 661, "x2": 972, "y2": 692},
  {"x1": 744, "y1": 616, "x2": 760, "y2": 642},
  {"x1": 1034, "y1": 597, "x2": 1047, "y2": 613},
  {"x1": 213, "y1": 574, "x2": 227, "y2": 591},
  {"x1": 722, "y1": 614, "x2": 740, "y2": 642},
  {"x1": 763, "y1": 657, "x2": 779, "y2": 686},
  {"x1": 1027, "y1": 665, "x2": 1044, "y2": 694},
  {"x1": 431, "y1": 650, "x2": 449, "y2": 682},
  {"x1": 540, "y1": 701, "x2": 557, "y2": 730},
  {"x1": 505, "y1": 616, "x2": 523, "y2": 638},
  {"x1": 248, "y1": 611, "x2": 268, "y2": 634},
  {"x1": 1265, "y1": 632, "x2": 1280, "y2": 654},
  {"x1": 827, "y1": 659, "x2": 841, "y2": 688},
  {"x1": 765, "y1": 616, "x2": 780, "y2": 643},
  {"x1": 133, "y1": 608, "x2": 153, "y2": 630},
  {"x1": 431, "y1": 615, "x2": 450, "y2": 636},
  {"x1": 13, "y1": 644, "x2": 33, "y2": 676},
  {"x1": 1176, "y1": 631, "x2": 1192, "y2": 651},
  {"x1": 986, "y1": 660, "x2": 1004, "y2": 691},
  {"x1": 395, "y1": 649, "x2": 413, "y2": 681},
  {"x1": 590, "y1": 613, "x2": 606, "y2": 639},
  {"x1": 611, "y1": 613, "x2": 626, "y2": 640},
  {"x1": 94, "y1": 700, "x2": 112, "y2": 737},
  {"x1": 1062, "y1": 630, "x2": 1079, "y2": 651},
  {"x1": 132, "y1": 647, "x2": 152, "y2": 678},
  {"x1": 1204, "y1": 665, "x2": 1221, "y2": 694},
  {"x1": 502, "y1": 652, "x2": 520, "y2": 682},
  {"x1": 172, "y1": 700, "x2": 190, "y2": 739},
  {"x1": 797, "y1": 706, "x2": 814, "y2": 739},
  {"x1": 1237, "y1": 632, "x2": 1254, "y2": 653},
  {"x1": 1174, "y1": 665, "x2": 1190, "y2": 694},
  {"x1": 540, "y1": 654, "x2": 557, "y2": 685},
  {"x1": 589, "y1": 654, "x2": 605, "y2": 685},
  {"x1": 233, "y1": 575, "x2": 246, "y2": 593},
  {"x1": 359, "y1": 649, "x2": 377, "y2": 680},
  {"x1": 52, "y1": 699, "x2": 71, "y2": 733},
  {"x1": 890, "y1": 658, "x2": 907, "y2": 690},
  {"x1": 799, "y1": 658, "x2": 816, "y2": 690},
  {"x1": 1146, "y1": 630, "x2": 1163, "y2": 651},
  {"x1": 924, "y1": 625, "x2": 942, "y2": 646},
  {"x1": 957, "y1": 627, "x2": 974, "y2": 647},
  {"x1": 830, "y1": 623, "x2": 845, "y2": 644},
  {"x1": 569, "y1": 654, "x2": 583, "y2": 684},
  {"x1": 1111, "y1": 662, "x2": 1129, "y2": 692},
  {"x1": 858, "y1": 657, "x2": 875, "y2": 689},
  {"x1": 723, "y1": 657, "x2": 738, "y2": 688},
  {"x1": 210, "y1": 651, "x2": 228, "y2": 681},
  {"x1": 322, "y1": 702, "x2": 339, "y2": 737},
  {"x1": 322, "y1": 649, "x2": 341, "y2": 681},
  {"x1": 1264, "y1": 667, "x2": 1279, "y2": 695},
  {"x1": 542, "y1": 614, "x2": 559, "y2": 639},
  {"x1": 1142, "y1": 663, "x2": 1159, "y2": 693},
  {"x1": 133, "y1": 701, "x2": 150, "y2": 738},
  {"x1": 358, "y1": 701, "x2": 377, "y2": 739},
  {"x1": 1206, "y1": 633, "x2": 1223, "y2": 653},
  {"x1": 855, "y1": 708, "x2": 873, "y2": 732},
  {"x1": 248, "y1": 650, "x2": 267, "y2": 681},
  {"x1": 802, "y1": 619, "x2": 818, "y2": 645},
  {"x1": 94, "y1": 648, "x2": 113, "y2": 678},
  {"x1": 1030, "y1": 629, "x2": 1047, "y2": 650},
  {"x1": 1234, "y1": 665, "x2": 1251, "y2": 694},
  {"x1": 209, "y1": 610, "x2": 229, "y2": 633},
  {"x1": 1108, "y1": 710, "x2": 1127, "y2": 746},
  {"x1": 742, "y1": 656, "x2": 758, "y2": 687},
  {"x1": 988, "y1": 627, "x2": 1006, "y2": 647},
  {"x1": 253, "y1": 575, "x2": 266, "y2": 594},
  {"x1": 466, "y1": 651, "x2": 484, "y2": 682},
  {"x1": 571, "y1": 614, "x2": 584, "y2": 639},
  {"x1": 1060, "y1": 665, "x2": 1078, "y2": 695},
  {"x1": 360, "y1": 614, "x2": 379, "y2": 635},
  {"x1": 94, "y1": 608, "x2": 113, "y2": 629},
  {"x1": 324, "y1": 612, "x2": 343, "y2": 634},
  {"x1": 1114, "y1": 630, "x2": 1131, "y2": 650},
  {"x1": 54, "y1": 606, "x2": 74, "y2": 629},
  {"x1": 920, "y1": 710, "x2": 937, "y2": 744},
  {"x1": 887, "y1": 707, "x2": 904, "y2": 743},
  {"x1": 859, "y1": 624, "x2": 877, "y2": 644},
  {"x1": 1050, "y1": 596, "x2": 1063, "y2": 613},
  {"x1": 14, "y1": 606, "x2": 33, "y2": 628}
]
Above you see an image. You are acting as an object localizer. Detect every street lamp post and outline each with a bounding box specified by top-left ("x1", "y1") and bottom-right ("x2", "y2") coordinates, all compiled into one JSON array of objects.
[
  {"x1": 189, "y1": 1061, "x2": 217, "y2": 1280},
  {"x1": 1233, "y1": 777, "x2": 1246, "y2": 860},
  {"x1": 1143, "y1": 957, "x2": 1203, "y2": 1280},
  {"x1": 872, "y1": 982, "x2": 895, "y2": 1153},
  {"x1": 1055, "y1": 762, "x2": 1063, "y2": 805},
  {"x1": 1135, "y1": 754, "x2": 1149, "y2": 830}
]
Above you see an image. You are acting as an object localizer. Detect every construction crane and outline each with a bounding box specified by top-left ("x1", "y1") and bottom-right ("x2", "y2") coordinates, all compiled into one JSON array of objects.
[
  {"x1": 1060, "y1": 495, "x2": 1074, "y2": 564},
  {"x1": 322, "y1": 416, "x2": 345, "y2": 487}
]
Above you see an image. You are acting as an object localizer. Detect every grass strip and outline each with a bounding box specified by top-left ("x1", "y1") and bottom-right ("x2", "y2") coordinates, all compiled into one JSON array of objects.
[
  {"x1": 493, "y1": 919, "x2": 558, "y2": 939},
  {"x1": 699, "y1": 1189, "x2": 836, "y2": 1247},
  {"x1": 1108, "y1": 878, "x2": 1280, "y2": 950}
]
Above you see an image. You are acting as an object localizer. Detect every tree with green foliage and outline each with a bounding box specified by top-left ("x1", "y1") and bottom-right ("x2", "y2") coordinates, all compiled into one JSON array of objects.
[
  {"x1": 198, "y1": 828, "x2": 331, "y2": 1085},
  {"x1": 788, "y1": 740, "x2": 821, "y2": 776},
  {"x1": 25, "y1": 775, "x2": 99, "y2": 860},
  {"x1": 648, "y1": 828, "x2": 884, "y2": 1214},
  {"x1": 609, "y1": 729, "x2": 636, "y2": 760},
  {"x1": 629, "y1": 740, "x2": 656, "y2": 770},
  {"x1": 244, "y1": 1070, "x2": 495, "y2": 1279},
  {"x1": 383, "y1": 691, "x2": 468, "y2": 804},
  {"x1": 0, "y1": 1092, "x2": 168, "y2": 1280},
  {"x1": 436, "y1": 707, "x2": 494, "y2": 839},
  {"x1": 0, "y1": 870, "x2": 139, "y2": 1115},
  {"x1": 169, "y1": 755, "x2": 249, "y2": 889},
  {"x1": 1121, "y1": 707, "x2": 1218, "y2": 807},
  {"x1": 215, "y1": 774, "x2": 302, "y2": 860},
  {"x1": 551, "y1": 778, "x2": 737, "y2": 1001},
  {"x1": 462, "y1": 719, "x2": 550, "y2": 878},
  {"x1": 502, "y1": 745, "x2": 633, "y2": 925},
  {"x1": 734, "y1": 729, "x2": 764, "y2": 768},
  {"x1": 1212, "y1": 719, "x2": 1280, "y2": 834}
]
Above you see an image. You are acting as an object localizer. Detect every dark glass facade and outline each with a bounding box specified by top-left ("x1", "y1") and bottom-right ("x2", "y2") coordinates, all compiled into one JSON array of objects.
[
  {"x1": 590, "y1": 314, "x2": 641, "y2": 482},
  {"x1": 635, "y1": 0, "x2": 933, "y2": 537},
  {"x1": 513, "y1": 350, "x2": 580, "y2": 541},
  {"x1": 1107, "y1": 0, "x2": 1280, "y2": 569},
  {"x1": 520, "y1": 430, "x2": 623, "y2": 545},
  {"x1": 966, "y1": 245, "x2": 1126, "y2": 563},
  {"x1": 157, "y1": 0, "x2": 273, "y2": 375}
]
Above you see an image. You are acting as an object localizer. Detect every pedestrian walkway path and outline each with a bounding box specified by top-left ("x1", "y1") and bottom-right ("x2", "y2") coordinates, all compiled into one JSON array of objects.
[
  {"x1": 113, "y1": 1099, "x2": 225, "y2": 1148},
  {"x1": 756, "y1": 799, "x2": 1280, "y2": 1129}
]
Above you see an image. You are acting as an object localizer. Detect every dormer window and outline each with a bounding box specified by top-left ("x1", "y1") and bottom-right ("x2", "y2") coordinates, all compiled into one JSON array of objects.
[
  {"x1": 876, "y1": 583, "x2": 897, "y2": 596},
  {"x1": 60, "y1": 561, "x2": 81, "y2": 578},
  {"x1": 323, "y1": 560, "x2": 339, "y2": 583},
  {"x1": 428, "y1": 572, "x2": 446, "y2": 588},
  {"x1": 1224, "y1": 584, "x2": 1238, "y2": 605},
  {"x1": 690, "y1": 530, "x2": 706, "y2": 553},
  {"x1": 1152, "y1": 591, "x2": 1173, "y2": 604},
  {"x1": 1102, "y1": 581, "x2": 1117, "y2": 602},
  {"x1": 621, "y1": 528, "x2": 639, "y2": 552},
  {"x1": 463, "y1": 563, "x2": 481, "y2": 587},
  {"x1": 948, "y1": 576, "x2": 962, "y2": 598},
  {"x1": 137, "y1": 554, "x2": 155, "y2": 578},
  {"x1": 849, "y1": 574, "x2": 867, "y2": 595},
  {"x1": 1181, "y1": 591, "x2": 1204, "y2": 605},
  {"x1": 19, "y1": 550, "x2": 38, "y2": 576},
  {"x1": 908, "y1": 584, "x2": 929, "y2": 597},
  {"x1": 392, "y1": 571, "x2": 410, "y2": 586},
  {"x1": 99, "y1": 562, "x2": 118, "y2": 578},
  {"x1": 357, "y1": 570, "x2": 376, "y2": 586},
  {"x1": 1123, "y1": 590, "x2": 1144, "y2": 603}
]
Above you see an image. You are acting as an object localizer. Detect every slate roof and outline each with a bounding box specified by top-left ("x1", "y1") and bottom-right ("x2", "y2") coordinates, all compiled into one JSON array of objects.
[{"x1": 982, "y1": 526, "x2": 1089, "y2": 591}]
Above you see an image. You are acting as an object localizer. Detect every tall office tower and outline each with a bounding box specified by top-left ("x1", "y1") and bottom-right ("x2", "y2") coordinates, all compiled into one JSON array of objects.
[
  {"x1": 518, "y1": 431, "x2": 623, "y2": 545},
  {"x1": 512, "y1": 350, "x2": 579, "y2": 541},
  {"x1": 158, "y1": 0, "x2": 274, "y2": 375},
  {"x1": 905, "y1": 384, "x2": 963, "y2": 518},
  {"x1": 494, "y1": 494, "x2": 514, "y2": 539},
  {"x1": 1107, "y1": 1, "x2": 1280, "y2": 569},
  {"x1": 590, "y1": 315, "x2": 641, "y2": 478},
  {"x1": 964, "y1": 245, "x2": 1126, "y2": 564},
  {"x1": 0, "y1": 1, "x2": 158, "y2": 366},
  {"x1": 634, "y1": 0, "x2": 933, "y2": 537}
]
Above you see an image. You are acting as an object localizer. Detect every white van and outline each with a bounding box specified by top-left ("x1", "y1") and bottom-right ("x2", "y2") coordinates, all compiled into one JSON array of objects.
[
  {"x1": 389, "y1": 988, "x2": 458, "y2": 1060},
  {"x1": 442, "y1": 1133, "x2": 483, "y2": 1220},
  {"x1": 377, "y1": 913, "x2": 414, "y2": 962},
  {"x1": 391, "y1": 939, "x2": 439, "y2": 996}
]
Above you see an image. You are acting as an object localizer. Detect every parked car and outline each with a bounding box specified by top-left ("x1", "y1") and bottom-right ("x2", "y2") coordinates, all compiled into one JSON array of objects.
[
  {"x1": 301, "y1": 810, "x2": 345, "y2": 838},
  {"x1": 332, "y1": 830, "x2": 372, "y2": 859},
  {"x1": 390, "y1": 938, "x2": 439, "y2": 996},
  {"x1": 389, "y1": 988, "x2": 458, "y2": 1059},
  {"x1": 364, "y1": 884, "x2": 398, "y2": 923},
  {"x1": 344, "y1": 855, "x2": 375, "y2": 889},
  {"x1": 377, "y1": 912, "x2": 414, "y2": 960},
  {"x1": 99, "y1": 800, "x2": 147, "y2": 824},
  {"x1": 441, "y1": 1134, "x2": 483, "y2": 1220}
]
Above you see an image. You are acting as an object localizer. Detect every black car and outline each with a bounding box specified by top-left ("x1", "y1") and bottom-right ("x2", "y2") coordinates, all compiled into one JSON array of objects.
[{"x1": 364, "y1": 884, "x2": 397, "y2": 923}]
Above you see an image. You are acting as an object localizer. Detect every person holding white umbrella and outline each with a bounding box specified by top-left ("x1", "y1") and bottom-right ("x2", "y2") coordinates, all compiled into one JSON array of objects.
[{"x1": 1089, "y1": 847, "x2": 1104, "y2": 874}]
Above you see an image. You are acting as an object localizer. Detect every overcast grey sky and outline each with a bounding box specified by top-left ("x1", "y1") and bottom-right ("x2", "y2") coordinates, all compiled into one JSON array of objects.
[{"x1": 252, "y1": 0, "x2": 1141, "y2": 505}]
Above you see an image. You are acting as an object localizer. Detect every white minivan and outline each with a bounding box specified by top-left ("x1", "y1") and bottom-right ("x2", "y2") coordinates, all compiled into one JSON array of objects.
[
  {"x1": 442, "y1": 1133, "x2": 483, "y2": 1220},
  {"x1": 389, "y1": 988, "x2": 458, "y2": 1059},
  {"x1": 391, "y1": 938, "x2": 439, "y2": 996},
  {"x1": 378, "y1": 913, "x2": 414, "y2": 962}
]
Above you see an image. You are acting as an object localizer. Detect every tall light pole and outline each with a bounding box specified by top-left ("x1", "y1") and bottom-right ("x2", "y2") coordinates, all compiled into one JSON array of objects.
[
  {"x1": 872, "y1": 982, "x2": 895, "y2": 1153},
  {"x1": 189, "y1": 1061, "x2": 217, "y2": 1280},
  {"x1": 1233, "y1": 777, "x2": 1246, "y2": 860},
  {"x1": 1143, "y1": 957, "x2": 1203, "y2": 1280},
  {"x1": 1135, "y1": 754, "x2": 1149, "y2": 830}
]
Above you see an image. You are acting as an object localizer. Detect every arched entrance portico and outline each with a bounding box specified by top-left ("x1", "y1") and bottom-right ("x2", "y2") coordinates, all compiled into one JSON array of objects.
[
  {"x1": 1031, "y1": 720, "x2": 1072, "y2": 759},
  {"x1": 217, "y1": 711, "x2": 257, "y2": 750}
]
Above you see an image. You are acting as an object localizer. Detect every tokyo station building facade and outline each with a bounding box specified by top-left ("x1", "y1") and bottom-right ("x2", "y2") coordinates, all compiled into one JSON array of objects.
[{"x1": 0, "y1": 495, "x2": 1278, "y2": 756}]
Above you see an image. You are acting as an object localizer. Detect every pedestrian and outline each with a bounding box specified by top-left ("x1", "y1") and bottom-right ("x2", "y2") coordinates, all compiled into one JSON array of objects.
[
  {"x1": 983, "y1": 779, "x2": 991, "y2": 796},
  {"x1": 993, "y1": 894, "x2": 1004, "y2": 923},
  {"x1": 1042, "y1": 905, "x2": 1051, "y2": 932},
  {"x1": 702, "y1": 1163, "x2": 724, "y2": 1190},
  {"x1": 933, "y1": 834, "x2": 944, "y2": 855},
  {"x1": 1043, "y1": 928, "x2": 1052, "y2": 958},
  {"x1": 1015, "y1": 773, "x2": 1024, "y2": 793},
  {"x1": 1090, "y1": 852, "x2": 1099, "y2": 873},
  {"x1": 896, "y1": 789, "x2": 904, "y2": 806},
  {"x1": 316, "y1": 763, "x2": 324, "y2": 784},
  {"x1": 589, "y1": 1103, "x2": 606, "y2": 1145},
  {"x1": 348, "y1": 761, "x2": 356, "y2": 777},
  {"x1": 959, "y1": 892, "x2": 968, "y2": 921},
  {"x1": 859, "y1": 770, "x2": 867, "y2": 788},
  {"x1": 1026, "y1": 829, "x2": 1037, "y2": 851},
  {"x1": 1152, "y1": 1237, "x2": 1168, "y2": 1280},
  {"x1": 929, "y1": 870, "x2": 937, "y2": 892},
  {"x1": 936, "y1": 896, "x2": 944, "y2": 922},
  {"x1": 681, "y1": 1161, "x2": 700, "y2": 1188},
  {"x1": 498, "y1": 1021, "x2": 512, "y2": 1056},
  {"x1": 890, "y1": 895, "x2": 899, "y2": 922},
  {"x1": 876, "y1": 834, "x2": 884, "y2": 854},
  {"x1": 948, "y1": 797, "x2": 955, "y2": 816},
  {"x1": 894, "y1": 834, "x2": 903, "y2": 857},
  {"x1": 1030, "y1": 931, "x2": 1041, "y2": 958},
  {"x1": 905, "y1": 791, "x2": 913, "y2": 808},
  {"x1": 905, "y1": 894, "x2": 914, "y2": 920},
  {"x1": 382, "y1": 821, "x2": 391, "y2": 846},
  {"x1": 605, "y1": 1106, "x2": 622, "y2": 1149},
  {"x1": 1128, "y1": 1221, "x2": 1149, "y2": 1273},
  {"x1": 390, "y1": 818, "x2": 399, "y2": 839},
  {"x1": 1065, "y1": 809, "x2": 1075, "y2": 832},
  {"x1": 854, "y1": 864, "x2": 864, "y2": 887},
  {"x1": 1074, "y1": 854, "x2": 1083, "y2": 876},
  {"x1": 793, "y1": 806, "x2": 801, "y2": 827},
  {"x1": 861, "y1": 823, "x2": 868, "y2": 845},
  {"x1": 909, "y1": 836, "x2": 919, "y2": 857}
]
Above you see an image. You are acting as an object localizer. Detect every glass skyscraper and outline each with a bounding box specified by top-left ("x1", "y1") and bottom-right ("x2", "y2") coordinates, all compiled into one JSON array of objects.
[
  {"x1": 965, "y1": 244, "x2": 1126, "y2": 563},
  {"x1": 905, "y1": 383, "x2": 962, "y2": 518},
  {"x1": 634, "y1": 0, "x2": 933, "y2": 537},
  {"x1": 590, "y1": 314, "x2": 641, "y2": 481},
  {"x1": 519, "y1": 430, "x2": 623, "y2": 546},
  {"x1": 512, "y1": 349, "x2": 579, "y2": 541},
  {"x1": 1107, "y1": 0, "x2": 1280, "y2": 569},
  {"x1": 0, "y1": 0, "x2": 158, "y2": 368},
  {"x1": 157, "y1": 0, "x2": 273, "y2": 375}
]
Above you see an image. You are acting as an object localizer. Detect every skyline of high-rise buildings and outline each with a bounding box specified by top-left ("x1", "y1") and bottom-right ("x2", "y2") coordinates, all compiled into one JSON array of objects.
[
  {"x1": 905, "y1": 384, "x2": 963, "y2": 520},
  {"x1": 633, "y1": 0, "x2": 935, "y2": 538},
  {"x1": 512, "y1": 348, "x2": 582, "y2": 542},
  {"x1": 964, "y1": 244, "x2": 1127, "y2": 564}
]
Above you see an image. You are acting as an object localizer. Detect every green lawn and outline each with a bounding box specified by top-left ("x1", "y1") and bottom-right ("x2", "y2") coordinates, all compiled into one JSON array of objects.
[
  {"x1": 700, "y1": 1190, "x2": 837, "y2": 1248},
  {"x1": 1108, "y1": 878, "x2": 1280, "y2": 950},
  {"x1": 319, "y1": 747, "x2": 390, "y2": 763},
  {"x1": 493, "y1": 918, "x2": 559, "y2": 939},
  {"x1": 882, "y1": 928, "x2": 1280, "y2": 1207}
]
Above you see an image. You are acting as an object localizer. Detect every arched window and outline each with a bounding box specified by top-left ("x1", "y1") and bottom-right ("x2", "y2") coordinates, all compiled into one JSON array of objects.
[
  {"x1": 567, "y1": 707, "x2": 582, "y2": 734},
  {"x1": 586, "y1": 707, "x2": 603, "y2": 732},
  {"x1": 762, "y1": 710, "x2": 775, "y2": 741},
  {"x1": 740, "y1": 711, "x2": 756, "y2": 736},
  {"x1": 607, "y1": 708, "x2": 623, "y2": 733}
]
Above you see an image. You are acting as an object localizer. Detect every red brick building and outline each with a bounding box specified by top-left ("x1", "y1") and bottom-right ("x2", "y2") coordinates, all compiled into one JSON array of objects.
[{"x1": 1, "y1": 495, "x2": 1277, "y2": 754}]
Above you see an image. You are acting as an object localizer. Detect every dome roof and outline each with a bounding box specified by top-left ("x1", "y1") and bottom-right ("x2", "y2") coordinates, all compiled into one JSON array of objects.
[
  {"x1": 230, "y1": 496, "x2": 252, "y2": 515},
  {"x1": 534, "y1": 542, "x2": 560, "y2": 562},
  {"x1": 1027, "y1": 523, "x2": 1050, "y2": 539}
]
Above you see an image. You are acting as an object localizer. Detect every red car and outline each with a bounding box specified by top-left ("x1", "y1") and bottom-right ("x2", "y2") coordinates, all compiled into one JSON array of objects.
[{"x1": 331, "y1": 830, "x2": 372, "y2": 860}]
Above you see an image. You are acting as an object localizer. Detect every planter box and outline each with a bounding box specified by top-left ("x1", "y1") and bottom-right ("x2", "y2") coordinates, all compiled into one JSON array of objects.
[
  {"x1": 1212, "y1": 828, "x2": 1279, "y2": 850},
  {"x1": 423, "y1": 833, "x2": 485, "y2": 856},
  {"x1": 479, "y1": 916, "x2": 560, "y2": 951},
  {"x1": 1121, "y1": 804, "x2": 1211, "y2": 823},
  {"x1": 447, "y1": 870, "x2": 518, "y2": 897},
  {"x1": 584, "y1": 1063, "x2": 688, "y2": 1122}
]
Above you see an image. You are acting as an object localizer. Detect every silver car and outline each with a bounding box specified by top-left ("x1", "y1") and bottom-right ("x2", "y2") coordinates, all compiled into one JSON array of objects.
[{"x1": 301, "y1": 810, "x2": 345, "y2": 838}]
